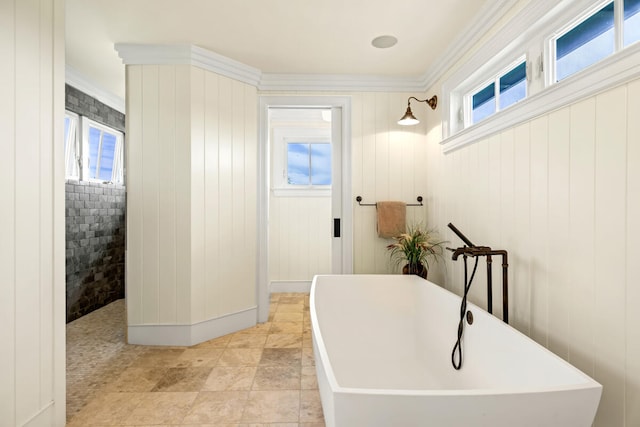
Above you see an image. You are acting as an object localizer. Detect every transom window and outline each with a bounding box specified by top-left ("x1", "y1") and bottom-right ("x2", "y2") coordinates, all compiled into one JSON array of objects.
[
  {"x1": 446, "y1": 0, "x2": 640, "y2": 142},
  {"x1": 287, "y1": 142, "x2": 331, "y2": 186},
  {"x1": 466, "y1": 59, "x2": 527, "y2": 126},
  {"x1": 552, "y1": 0, "x2": 640, "y2": 82}
]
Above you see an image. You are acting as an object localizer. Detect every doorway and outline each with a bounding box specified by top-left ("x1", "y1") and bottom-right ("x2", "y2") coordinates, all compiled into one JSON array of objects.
[{"x1": 257, "y1": 96, "x2": 352, "y2": 322}]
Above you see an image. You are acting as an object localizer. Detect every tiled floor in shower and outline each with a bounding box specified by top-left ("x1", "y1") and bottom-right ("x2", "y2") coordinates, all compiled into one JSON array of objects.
[{"x1": 66, "y1": 293, "x2": 325, "y2": 426}]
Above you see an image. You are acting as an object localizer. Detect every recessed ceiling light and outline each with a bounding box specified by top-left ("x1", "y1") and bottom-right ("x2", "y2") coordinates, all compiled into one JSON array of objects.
[{"x1": 371, "y1": 35, "x2": 398, "y2": 49}]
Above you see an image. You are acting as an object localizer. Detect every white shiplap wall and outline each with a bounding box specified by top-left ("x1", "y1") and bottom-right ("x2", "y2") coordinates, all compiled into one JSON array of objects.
[
  {"x1": 351, "y1": 92, "x2": 431, "y2": 274},
  {"x1": 0, "y1": 0, "x2": 66, "y2": 425},
  {"x1": 127, "y1": 64, "x2": 257, "y2": 338},
  {"x1": 269, "y1": 196, "x2": 331, "y2": 281},
  {"x1": 426, "y1": 78, "x2": 640, "y2": 427}
]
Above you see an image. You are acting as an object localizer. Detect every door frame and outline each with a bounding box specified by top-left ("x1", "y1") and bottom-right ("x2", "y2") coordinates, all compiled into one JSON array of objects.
[{"x1": 257, "y1": 95, "x2": 353, "y2": 322}]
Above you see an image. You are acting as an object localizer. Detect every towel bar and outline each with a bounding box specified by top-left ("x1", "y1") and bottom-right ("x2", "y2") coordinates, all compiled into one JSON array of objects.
[{"x1": 355, "y1": 196, "x2": 423, "y2": 207}]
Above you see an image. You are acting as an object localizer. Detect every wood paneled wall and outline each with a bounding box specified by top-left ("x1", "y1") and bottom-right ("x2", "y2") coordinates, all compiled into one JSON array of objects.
[
  {"x1": 426, "y1": 79, "x2": 640, "y2": 427},
  {"x1": 0, "y1": 0, "x2": 66, "y2": 425},
  {"x1": 351, "y1": 92, "x2": 431, "y2": 274},
  {"x1": 127, "y1": 64, "x2": 257, "y2": 327},
  {"x1": 269, "y1": 196, "x2": 331, "y2": 281}
]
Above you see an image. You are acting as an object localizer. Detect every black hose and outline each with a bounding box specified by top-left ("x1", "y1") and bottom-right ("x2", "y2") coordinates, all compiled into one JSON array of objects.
[{"x1": 451, "y1": 254, "x2": 479, "y2": 370}]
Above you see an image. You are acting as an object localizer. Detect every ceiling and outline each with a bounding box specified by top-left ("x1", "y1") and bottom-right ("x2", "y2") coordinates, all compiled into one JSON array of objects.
[{"x1": 65, "y1": 0, "x2": 491, "y2": 101}]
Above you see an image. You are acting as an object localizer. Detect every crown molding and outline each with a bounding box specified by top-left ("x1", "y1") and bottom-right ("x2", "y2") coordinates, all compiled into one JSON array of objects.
[
  {"x1": 419, "y1": 0, "x2": 516, "y2": 91},
  {"x1": 115, "y1": 43, "x2": 263, "y2": 87},
  {"x1": 65, "y1": 65, "x2": 126, "y2": 113},
  {"x1": 258, "y1": 73, "x2": 426, "y2": 92}
]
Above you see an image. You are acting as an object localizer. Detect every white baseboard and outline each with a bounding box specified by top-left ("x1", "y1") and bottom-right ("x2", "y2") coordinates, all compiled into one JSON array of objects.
[
  {"x1": 269, "y1": 280, "x2": 312, "y2": 293},
  {"x1": 127, "y1": 307, "x2": 257, "y2": 346}
]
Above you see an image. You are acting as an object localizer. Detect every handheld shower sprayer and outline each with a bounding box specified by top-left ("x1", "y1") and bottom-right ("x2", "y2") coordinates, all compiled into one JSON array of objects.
[{"x1": 447, "y1": 223, "x2": 510, "y2": 370}]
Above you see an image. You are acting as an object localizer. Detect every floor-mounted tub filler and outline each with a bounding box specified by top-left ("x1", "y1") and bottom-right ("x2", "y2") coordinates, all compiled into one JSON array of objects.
[{"x1": 310, "y1": 274, "x2": 602, "y2": 427}]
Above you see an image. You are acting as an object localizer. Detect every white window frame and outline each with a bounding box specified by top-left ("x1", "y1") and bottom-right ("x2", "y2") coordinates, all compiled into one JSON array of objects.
[
  {"x1": 81, "y1": 116, "x2": 124, "y2": 184},
  {"x1": 271, "y1": 126, "x2": 331, "y2": 197},
  {"x1": 64, "y1": 110, "x2": 80, "y2": 180},
  {"x1": 441, "y1": 0, "x2": 640, "y2": 153},
  {"x1": 463, "y1": 56, "x2": 528, "y2": 128}
]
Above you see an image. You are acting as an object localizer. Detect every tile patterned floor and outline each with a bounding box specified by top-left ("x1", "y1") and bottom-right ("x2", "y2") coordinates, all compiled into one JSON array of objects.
[{"x1": 66, "y1": 293, "x2": 324, "y2": 426}]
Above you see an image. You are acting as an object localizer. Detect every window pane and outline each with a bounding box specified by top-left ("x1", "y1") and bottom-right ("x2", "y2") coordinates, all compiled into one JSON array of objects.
[
  {"x1": 310, "y1": 143, "x2": 331, "y2": 185},
  {"x1": 88, "y1": 127, "x2": 102, "y2": 179},
  {"x1": 625, "y1": 0, "x2": 640, "y2": 46},
  {"x1": 287, "y1": 143, "x2": 310, "y2": 185},
  {"x1": 64, "y1": 117, "x2": 71, "y2": 153},
  {"x1": 472, "y1": 82, "x2": 496, "y2": 124},
  {"x1": 556, "y1": 2, "x2": 614, "y2": 81},
  {"x1": 499, "y1": 62, "x2": 526, "y2": 109},
  {"x1": 99, "y1": 133, "x2": 116, "y2": 181}
]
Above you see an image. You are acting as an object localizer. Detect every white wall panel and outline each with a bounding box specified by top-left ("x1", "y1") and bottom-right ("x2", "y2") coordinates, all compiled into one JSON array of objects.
[
  {"x1": 626, "y1": 79, "x2": 640, "y2": 427},
  {"x1": 547, "y1": 107, "x2": 570, "y2": 359},
  {"x1": 593, "y1": 86, "x2": 627, "y2": 427},
  {"x1": 0, "y1": 0, "x2": 65, "y2": 424},
  {"x1": 567, "y1": 98, "x2": 596, "y2": 377},
  {"x1": 141, "y1": 65, "x2": 160, "y2": 324},
  {"x1": 157, "y1": 66, "x2": 178, "y2": 323},
  {"x1": 427, "y1": 78, "x2": 640, "y2": 426},
  {"x1": 126, "y1": 63, "x2": 257, "y2": 339}
]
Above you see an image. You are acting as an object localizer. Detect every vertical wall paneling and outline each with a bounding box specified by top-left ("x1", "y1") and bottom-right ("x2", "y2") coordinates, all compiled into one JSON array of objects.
[
  {"x1": 39, "y1": 0, "x2": 55, "y2": 405},
  {"x1": 1, "y1": 0, "x2": 64, "y2": 423},
  {"x1": 174, "y1": 65, "x2": 191, "y2": 324},
  {"x1": 499, "y1": 130, "x2": 515, "y2": 321},
  {"x1": 126, "y1": 61, "x2": 257, "y2": 345},
  {"x1": 528, "y1": 115, "x2": 549, "y2": 347},
  {"x1": 243, "y1": 86, "x2": 258, "y2": 307},
  {"x1": 359, "y1": 93, "x2": 377, "y2": 273},
  {"x1": 15, "y1": 0, "x2": 43, "y2": 418},
  {"x1": 546, "y1": 107, "x2": 571, "y2": 359},
  {"x1": 593, "y1": 86, "x2": 627, "y2": 427},
  {"x1": 141, "y1": 65, "x2": 160, "y2": 324},
  {"x1": 512, "y1": 122, "x2": 531, "y2": 334},
  {"x1": 217, "y1": 76, "x2": 234, "y2": 315},
  {"x1": 204, "y1": 72, "x2": 220, "y2": 319},
  {"x1": 626, "y1": 79, "x2": 640, "y2": 427},
  {"x1": 231, "y1": 80, "x2": 247, "y2": 311},
  {"x1": 190, "y1": 67, "x2": 206, "y2": 323},
  {"x1": 567, "y1": 98, "x2": 596, "y2": 376},
  {"x1": 0, "y1": 0, "x2": 17, "y2": 421},
  {"x1": 158, "y1": 66, "x2": 178, "y2": 323},
  {"x1": 126, "y1": 66, "x2": 143, "y2": 325},
  {"x1": 351, "y1": 93, "x2": 364, "y2": 272}
]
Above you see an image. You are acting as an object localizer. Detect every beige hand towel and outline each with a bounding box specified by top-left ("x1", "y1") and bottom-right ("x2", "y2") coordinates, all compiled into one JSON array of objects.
[{"x1": 376, "y1": 201, "x2": 406, "y2": 238}]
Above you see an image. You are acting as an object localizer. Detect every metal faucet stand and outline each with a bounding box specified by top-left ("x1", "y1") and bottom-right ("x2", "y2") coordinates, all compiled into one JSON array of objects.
[{"x1": 447, "y1": 223, "x2": 509, "y2": 324}]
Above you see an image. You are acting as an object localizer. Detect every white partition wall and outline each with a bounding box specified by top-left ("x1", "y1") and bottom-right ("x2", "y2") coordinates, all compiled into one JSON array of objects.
[
  {"x1": 124, "y1": 58, "x2": 259, "y2": 346},
  {"x1": 0, "y1": 0, "x2": 66, "y2": 425}
]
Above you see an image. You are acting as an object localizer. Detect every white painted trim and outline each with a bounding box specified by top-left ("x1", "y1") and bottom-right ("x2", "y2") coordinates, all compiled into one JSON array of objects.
[
  {"x1": 441, "y1": 42, "x2": 640, "y2": 153},
  {"x1": 127, "y1": 307, "x2": 258, "y2": 346},
  {"x1": 259, "y1": 73, "x2": 426, "y2": 92},
  {"x1": 270, "y1": 280, "x2": 312, "y2": 293},
  {"x1": 258, "y1": 95, "x2": 353, "y2": 323},
  {"x1": 115, "y1": 43, "x2": 262, "y2": 87},
  {"x1": 65, "y1": 65, "x2": 126, "y2": 113},
  {"x1": 22, "y1": 401, "x2": 54, "y2": 427}
]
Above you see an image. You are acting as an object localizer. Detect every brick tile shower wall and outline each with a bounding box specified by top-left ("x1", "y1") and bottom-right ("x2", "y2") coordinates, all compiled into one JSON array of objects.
[{"x1": 65, "y1": 85, "x2": 126, "y2": 323}]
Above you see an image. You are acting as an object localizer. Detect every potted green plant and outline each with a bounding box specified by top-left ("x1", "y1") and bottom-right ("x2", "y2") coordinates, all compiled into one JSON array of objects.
[{"x1": 386, "y1": 224, "x2": 446, "y2": 279}]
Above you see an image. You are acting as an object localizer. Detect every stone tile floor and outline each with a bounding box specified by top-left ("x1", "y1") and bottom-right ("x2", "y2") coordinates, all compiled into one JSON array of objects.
[{"x1": 66, "y1": 293, "x2": 325, "y2": 426}]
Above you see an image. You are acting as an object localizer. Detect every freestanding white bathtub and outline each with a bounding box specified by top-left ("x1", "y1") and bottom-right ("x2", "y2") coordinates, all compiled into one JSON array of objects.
[{"x1": 310, "y1": 274, "x2": 602, "y2": 427}]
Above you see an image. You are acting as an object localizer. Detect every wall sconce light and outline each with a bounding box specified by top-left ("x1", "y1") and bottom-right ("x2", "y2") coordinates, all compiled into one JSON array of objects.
[{"x1": 397, "y1": 95, "x2": 438, "y2": 126}]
